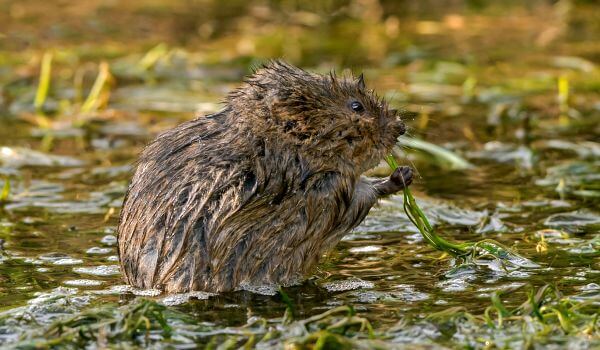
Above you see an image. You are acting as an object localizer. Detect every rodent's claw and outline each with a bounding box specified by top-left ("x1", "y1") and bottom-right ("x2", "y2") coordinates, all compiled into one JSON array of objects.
[{"x1": 390, "y1": 166, "x2": 413, "y2": 189}]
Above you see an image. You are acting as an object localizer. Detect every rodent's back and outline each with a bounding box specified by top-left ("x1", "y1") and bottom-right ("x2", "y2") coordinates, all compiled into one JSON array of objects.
[{"x1": 119, "y1": 112, "x2": 357, "y2": 292}]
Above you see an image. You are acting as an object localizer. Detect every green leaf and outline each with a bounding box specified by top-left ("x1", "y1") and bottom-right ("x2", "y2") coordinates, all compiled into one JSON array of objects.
[{"x1": 398, "y1": 137, "x2": 473, "y2": 170}]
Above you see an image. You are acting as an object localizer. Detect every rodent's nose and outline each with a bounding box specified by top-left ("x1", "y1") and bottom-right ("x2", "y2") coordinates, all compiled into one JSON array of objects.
[
  {"x1": 395, "y1": 115, "x2": 406, "y2": 135},
  {"x1": 398, "y1": 121, "x2": 406, "y2": 135}
]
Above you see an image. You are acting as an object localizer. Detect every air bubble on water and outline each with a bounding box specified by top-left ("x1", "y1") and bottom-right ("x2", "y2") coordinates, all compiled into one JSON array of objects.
[
  {"x1": 86, "y1": 247, "x2": 112, "y2": 255},
  {"x1": 342, "y1": 232, "x2": 379, "y2": 241},
  {"x1": 64, "y1": 279, "x2": 104, "y2": 287},
  {"x1": 161, "y1": 291, "x2": 214, "y2": 306},
  {"x1": 507, "y1": 270, "x2": 531, "y2": 279},
  {"x1": 239, "y1": 283, "x2": 278, "y2": 295},
  {"x1": 38, "y1": 253, "x2": 70, "y2": 262},
  {"x1": 132, "y1": 288, "x2": 162, "y2": 297},
  {"x1": 349, "y1": 245, "x2": 382, "y2": 253},
  {"x1": 100, "y1": 235, "x2": 117, "y2": 245},
  {"x1": 21, "y1": 258, "x2": 44, "y2": 265},
  {"x1": 579, "y1": 283, "x2": 600, "y2": 291},
  {"x1": 161, "y1": 294, "x2": 190, "y2": 306},
  {"x1": 562, "y1": 276, "x2": 587, "y2": 282},
  {"x1": 90, "y1": 285, "x2": 133, "y2": 295},
  {"x1": 392, "y1": 284, "x2": 429, "y2": 302},
  {"x1": 567, "y1": 245, "x2": 597, "y2": 255},
  {"x1": 477, "y1": 282, "x2": 525, "y2": 293},
  {"x1": 53, "y1": 258, "x2": 84, "y2": 265},
  {"x1": 74, "y1": 265, "x2": 120, "y2": 276},
  {"x1": 351, "y1": 291, "x2": 386, "y2": 303},
  {"x1": 544, "y1": 210, "x2": 600, "y2": 229},
  {"x1": 321, "y1": 278, "x2": 374, "y2": 292},
  {"x1": 28, "y1": 287, "x2": 79, "y2": 305},
  {"x1": 437, "y1": 274, "x2": 474, "y2": 292}
]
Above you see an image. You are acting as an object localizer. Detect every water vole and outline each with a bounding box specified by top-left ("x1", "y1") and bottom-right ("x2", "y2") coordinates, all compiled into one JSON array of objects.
[{"x1": 117, "y1": 61, "x2": 412, "y2": 293}]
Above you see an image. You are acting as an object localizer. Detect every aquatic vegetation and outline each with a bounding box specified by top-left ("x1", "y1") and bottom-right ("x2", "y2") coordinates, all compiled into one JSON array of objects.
[
  {"x1": 4, "y1": 284, "x2": 597, "y2": 349},
  {"x1": 385, "y1": 154, "x2": 539, "y2": 270},
  {"x1": 13, "y1": 299, "x2": 175, "y2": 348}
]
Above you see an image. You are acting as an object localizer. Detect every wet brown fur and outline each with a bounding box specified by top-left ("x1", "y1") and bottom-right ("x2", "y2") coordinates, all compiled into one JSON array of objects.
[{"x1": 117, "y1": 61, "x2": 411, "y2": 293}]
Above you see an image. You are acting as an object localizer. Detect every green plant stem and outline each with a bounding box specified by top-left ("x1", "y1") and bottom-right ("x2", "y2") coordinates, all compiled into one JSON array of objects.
[
  {"x1": 385, "y1": 154, "x2": 539, "y2": 269},
  {"x1": 385, "y1": 154, "x2": 470, "y2": 257}
]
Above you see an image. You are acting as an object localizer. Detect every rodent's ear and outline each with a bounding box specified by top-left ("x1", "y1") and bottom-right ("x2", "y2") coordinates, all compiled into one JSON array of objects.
[{"x1": 357, "y1": 73, "x2": 366, "y2": 91}]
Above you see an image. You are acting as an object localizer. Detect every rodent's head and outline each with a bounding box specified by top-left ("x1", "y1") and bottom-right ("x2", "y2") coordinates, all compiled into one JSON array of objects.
[{"x1": 227, "y1": 61, "x2": 406, "y2": 174}]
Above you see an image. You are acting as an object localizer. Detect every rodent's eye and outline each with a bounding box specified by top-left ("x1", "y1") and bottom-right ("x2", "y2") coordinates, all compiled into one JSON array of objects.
[{"x1": 350, "y1": 101, "x2": 364, "y2": 113}]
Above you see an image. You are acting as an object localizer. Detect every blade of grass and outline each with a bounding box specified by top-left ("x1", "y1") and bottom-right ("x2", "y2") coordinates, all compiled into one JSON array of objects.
[
  {"x1": 34, "y1": 52, "x2": 53, "y2": 114},
  {"x1": 0, "y1": 178, "x2": 9, "y2": 202},
  {"x1": 139, "y1": 43, "x2": 169, "y2": 70},
  {"x1": 81, "y1": 61, "x2": 111, "y2": 113},
  {"x1": 278, "y1": 287, "x2": 295, "y2": 324},
  {"x1": 491, "y1": 292, "x2": 511, "y2": 318},
  {"x1": 558, "y1": 75, "x2": 570, "y2": 125}
]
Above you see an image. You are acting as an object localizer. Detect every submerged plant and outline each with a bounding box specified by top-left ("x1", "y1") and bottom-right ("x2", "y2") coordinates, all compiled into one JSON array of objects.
[
  {"x1": 14, "y1": 299, "x2": 175, "y2": 348},
  {"x1": 418, "y1": 285, "x2": 599, "y2": 347}
]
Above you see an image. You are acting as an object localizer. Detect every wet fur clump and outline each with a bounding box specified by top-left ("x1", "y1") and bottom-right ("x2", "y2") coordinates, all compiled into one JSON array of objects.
[{"x1": 117, "y1": 61, "x2": 412, "y2": 293}]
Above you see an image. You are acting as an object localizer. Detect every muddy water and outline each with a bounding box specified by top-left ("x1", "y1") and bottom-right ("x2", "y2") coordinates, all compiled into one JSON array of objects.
[{"x1": 0, "y1": 0, "x2": 598, "y2": 348}]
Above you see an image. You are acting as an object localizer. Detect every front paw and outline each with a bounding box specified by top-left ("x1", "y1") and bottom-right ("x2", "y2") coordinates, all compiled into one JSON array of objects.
[
  {"x1": 373, "y1": 166, "x2": 414, "y2": 196},
  {"x1": 390, "y1": 166, "x2": 413, "y2": 189}
]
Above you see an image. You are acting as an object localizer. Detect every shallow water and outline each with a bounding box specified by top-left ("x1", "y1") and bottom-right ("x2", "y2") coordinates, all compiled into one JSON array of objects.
[{"x1": 0, "y1": 0, "x2": 598, "y2": 348}]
